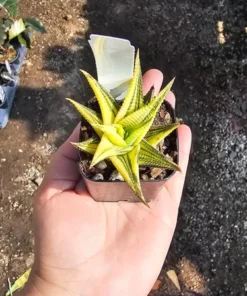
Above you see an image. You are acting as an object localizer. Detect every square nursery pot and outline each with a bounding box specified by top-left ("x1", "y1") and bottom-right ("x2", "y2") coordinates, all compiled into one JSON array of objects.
[
  {"x1": 78, "y1": 101, "x2": 179, "y2": 203},
  {"x1": 0, "y1": 76, "x2": 20, "y2": 128}
]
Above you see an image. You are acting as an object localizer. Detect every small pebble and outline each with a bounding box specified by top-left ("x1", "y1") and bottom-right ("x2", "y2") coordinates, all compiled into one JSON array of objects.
[
  {"x1": 96, "y1": 161, "x2": 107, "y2": 170},
  {"x1": 26, "y1": 61, "x2": 33, "y2": 67},
  {"x1": 81, "y1": 126, "x2": 87, "y2": 131},
  {"x1": 218, "y1": 151, "x2": 227, "y2": 159},
  {"x1": 18, "y1": 149, "x2": 23, "y2": 153},
  {"x1": 64, "y1": 14, "x2": 72, "y2": 21},
  {"x1": 13, "y1": 201, "x2": 19, "y2": 208},
  {"x1": 33, "y1": 177, "x2": 43, "y2": 187},
  {"x1": 151, "y1": 168, "x2": 163, "y2": 178},
  {"x1": 14, "y1": 176, "x2": 25, "y2": 182},
  {"x1": 230, "y1": 151, "x2": 237, "y2": 160},
  {"x1": 159, "y1": 109, "x2": 165, "y2": 118},
  {"x1": 141, "y1": 174, "x2": 149, "y2": 181},
  {"x1": 92, "y1": 173, "x2": 104, "y2": 181},
  {"x1": 109, "y1": 170, "x2": 124, "y2": 181}
]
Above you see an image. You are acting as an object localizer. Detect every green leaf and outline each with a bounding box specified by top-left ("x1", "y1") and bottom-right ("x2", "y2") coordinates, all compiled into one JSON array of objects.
[
  {"x1": 91, "y1": 135, "x2": 132, "y2": 168},
  {"x1": 110, "y1": 145, "x2": 149, "y2": 206},
  {"x1": 120, "y1": 79, "x2": 174, "y2": 146},
  {"x1": 125, "y1": 119, "x2": 153, "y2": 146},
  {"x1": 5, "y1": 0, "x2": 18, "y2": 5},
  {"x1": 119, "y1": 78, "x2": 175, "y2": 130},
  {"x1": 6, "y1": 269, "x2": 31, "y2": 296},
  {"x1": 72, "y1": 136, "x2": 99, "y2": 155},
  {"x1": 92, "y1": 124, "x2": 127, "y2": 147},
  {"x1": 24, "y1": 18, "x2": 46, "y2": 33},
  {"x1": 20, "y1": 30, "x2": 31, "y2": 48},
  {"x1": 8, "y1": 4, "x2": 18, "y2": 17},
  {"x1": 114, "y1": 50, "x2": 143, "y2": 123},
  {"x1": 81, "y1": 70, "x2": 119, "y2": 125},
  {"x1": 18, "y1": 33, "x2": 27, "y2": 47},
  {"x1": 143, "y1": 86, "x2": 155, "y2": 105},
  {"x1": 0, "y1": 0, "x2": 7, "y2": 5},
  {"x1": 8, "y1": 18, "x2": 25, "y2": 40},
  {"x1": 67, "y1": 98, "x2": 103, "y2": 137},
  {"x1": 145, "y1": 123, "x2": 180, "y2": 146},
  {"x1": 139, "y1": 140, "x2": 180, "y2": 171}
]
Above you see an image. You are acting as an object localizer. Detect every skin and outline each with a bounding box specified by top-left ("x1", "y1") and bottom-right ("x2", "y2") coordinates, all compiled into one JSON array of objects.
[{"x1": 17, "y1": 70, "x2": 192, "y2": 296}]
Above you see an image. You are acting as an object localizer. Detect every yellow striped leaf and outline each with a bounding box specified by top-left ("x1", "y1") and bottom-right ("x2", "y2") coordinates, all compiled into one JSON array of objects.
[
  {"x1": 6, "y1": 269, "x2": 31, "y2": 296},
  {"x1": 92, "y1": 124, "x2": 127, "y2": 147},
  {"x1": 91, "y1": 135, "x2": 133, "y2": 168},
  {"x1": 110, "y1": 145, "x2": 149, "y2": 206},
  {"x1": 119, "y1": 78, "x2": 175, "y2": 130},
  {"x1": 67, "y1": 99, "x2": 103, "y2": 137},
  {"x1": 114, "y1": 51, "x2": 143, "y2": 123},
  {"x1": 72, "y1": 137, "x2": 99, "y2": 154},
  {"x1": 143, "y1": 85, "x2": 155, "y2": 105},
  {"x1": 139, "y1": 140, "x2": 181, "y2": 171},
  {"x1": 145, "y1": 123, "x2": 180, "y2": 146},
  {"x1": 125, "y1": 119, "x2": 153, "y2": 146},
  {"x1": 81, "y1": 70, "x2": 119, "y2": 124}
]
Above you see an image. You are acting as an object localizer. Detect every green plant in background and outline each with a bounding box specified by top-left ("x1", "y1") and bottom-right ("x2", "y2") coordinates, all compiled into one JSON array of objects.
[
  {"x1": 68, "y1": 52, "x2": 181, "y2": 206},
  {"x1": 0, "y1": 0, "x2": 46, "y2": 60}
]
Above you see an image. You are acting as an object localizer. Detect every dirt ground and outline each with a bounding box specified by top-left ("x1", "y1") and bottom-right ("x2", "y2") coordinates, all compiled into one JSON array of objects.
[{"x1": 0, "y1": 0, "x2": 247, "y2": 295}]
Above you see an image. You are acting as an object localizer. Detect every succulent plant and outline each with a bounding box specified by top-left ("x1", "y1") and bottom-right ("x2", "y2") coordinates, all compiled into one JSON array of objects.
[{"x1": 68, "y1": 52, "x2": 181, "y2": 206}]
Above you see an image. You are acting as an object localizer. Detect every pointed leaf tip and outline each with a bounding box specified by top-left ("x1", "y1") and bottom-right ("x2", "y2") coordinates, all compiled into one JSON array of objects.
[
  {"x1": 114, "y1": 50, "x2": 143, "y2": 123},
  {"x1": 145, "y1": 123, "x2": 180, "y2": 147},
  {"x1": 139, "y1": 140, "x2": 180, "y2": 172},
  {"x1": 80, "y1": 70, "x2": 119, "y2": 125},
  {"x1": 66, "y1": 98, "x2": 103, "y2": 137}
]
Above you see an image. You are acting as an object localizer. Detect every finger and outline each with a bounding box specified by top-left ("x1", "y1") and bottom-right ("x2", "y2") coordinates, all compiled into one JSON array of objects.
[
  {"x1": 46, "y1": 123, "x2": 81, "y2": 180},
  {"x1": 166, "y1": 91, "x2": 176, "y2": 109},
  {"x1": 74, "y1": 179, "x2": 88, "y2": 195},
  {"x1": 142, "y1": 69, "x2": 163, "y2": 95},
  {"x1": 165, "y1": 125, "x2": 192, "y2": 204},
  {"x1": 38, "y1": 124, "x2": 82, "y2": 202},
  {"x1": 57, "y1": 123, "x2": 81, "y2": 161}
]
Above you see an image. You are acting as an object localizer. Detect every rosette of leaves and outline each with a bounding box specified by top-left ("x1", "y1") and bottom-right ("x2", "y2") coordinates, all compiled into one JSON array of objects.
[
  {"x1": 68, "y1": 52, "x2": 181, "y2": 206},
  {"x1": 0, "y1": 0, "x2": 46, "y2": 51}
]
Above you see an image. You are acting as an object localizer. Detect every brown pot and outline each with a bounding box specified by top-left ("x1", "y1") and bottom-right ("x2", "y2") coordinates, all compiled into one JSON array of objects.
[{"x1": 78, "y1": 100, "x2": 179, "y2": 203}]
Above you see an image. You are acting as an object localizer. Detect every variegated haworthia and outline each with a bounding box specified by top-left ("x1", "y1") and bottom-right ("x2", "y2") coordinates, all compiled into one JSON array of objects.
[{"x1": 67, "y1": 51, "x2": 180, "y2": 206}]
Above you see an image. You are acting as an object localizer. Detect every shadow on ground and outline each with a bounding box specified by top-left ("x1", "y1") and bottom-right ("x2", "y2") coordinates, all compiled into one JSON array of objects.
[{"x1": 8, "y1": 41, "x2": 95, "y2": 147}]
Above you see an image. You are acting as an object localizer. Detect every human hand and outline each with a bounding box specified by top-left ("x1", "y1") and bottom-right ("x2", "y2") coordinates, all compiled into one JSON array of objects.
[{"x1": 18, "y1": 70, "x2": 192, "y2": 296}]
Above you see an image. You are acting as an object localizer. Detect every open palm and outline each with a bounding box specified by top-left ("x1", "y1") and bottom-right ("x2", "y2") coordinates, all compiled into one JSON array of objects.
[{"x1": 21, "y1": 70, "x2": 191, "y2": 296}]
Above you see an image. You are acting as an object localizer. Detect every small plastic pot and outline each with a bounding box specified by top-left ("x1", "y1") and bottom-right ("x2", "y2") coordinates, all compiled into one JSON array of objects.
[
  {"x1": 0, "y1": 76, "x2": 19, "y2": 128},
  {"x1": 0, "y1": 47, "x2": 19, "y2": 65},
  {"x1": 0, "y1": 45, "x2": 28, "y2": 74},
  {"x1": 78, "y1": 101, "x2": 179, "y2": 203}
]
